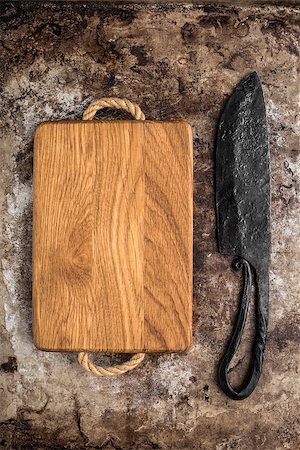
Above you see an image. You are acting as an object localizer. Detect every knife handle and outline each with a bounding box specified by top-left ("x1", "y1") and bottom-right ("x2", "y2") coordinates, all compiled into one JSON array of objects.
[{"x1": 218, "y1": 258, "x2": 268, "y2": 400}]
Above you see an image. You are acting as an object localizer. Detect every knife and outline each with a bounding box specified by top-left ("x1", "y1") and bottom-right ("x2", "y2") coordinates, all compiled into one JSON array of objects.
[{"x1": 216, "y1": 72, "x2": 271, "y2": 400}]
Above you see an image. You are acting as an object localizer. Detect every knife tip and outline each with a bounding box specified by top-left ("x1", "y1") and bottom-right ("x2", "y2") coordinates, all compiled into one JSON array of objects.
[
  {"x1": 241, "y1": 71, "x2": 262, "y2": 92},
  {"x1": 250, "y1": 70, "x2": 260, "y2": 80}
]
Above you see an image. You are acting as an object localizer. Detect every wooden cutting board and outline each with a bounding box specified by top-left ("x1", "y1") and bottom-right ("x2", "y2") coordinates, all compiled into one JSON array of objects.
[{"x1": 33, "y1": 120, "x2": 193, "y2": 353}]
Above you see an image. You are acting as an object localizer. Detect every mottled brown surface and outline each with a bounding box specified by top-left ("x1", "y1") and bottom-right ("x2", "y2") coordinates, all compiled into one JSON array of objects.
[{"x1": 0, "y1": 2, "x2": 299, "y2": 449}]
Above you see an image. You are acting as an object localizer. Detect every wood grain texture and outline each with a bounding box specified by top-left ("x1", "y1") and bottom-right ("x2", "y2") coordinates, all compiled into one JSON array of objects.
[{"x1": 33, "y1": 121, "x2": 193, "y2": 352}]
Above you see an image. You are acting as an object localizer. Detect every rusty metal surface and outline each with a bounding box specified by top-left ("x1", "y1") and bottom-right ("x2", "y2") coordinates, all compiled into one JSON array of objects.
[{"x1": 0, "y1": 2, "x2": 299, "y2": 449}]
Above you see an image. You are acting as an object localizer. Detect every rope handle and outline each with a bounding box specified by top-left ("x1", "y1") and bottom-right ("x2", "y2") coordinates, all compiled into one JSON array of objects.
[
  {"x1": 78, "y1": 97, "x2": 146, "y2": 377},
  {"x1": 78, "y1": 352, "x2": 145, "y2": 377},
  {"x1": 83, "y1": 97, "x2": 145, "y2": 121}
]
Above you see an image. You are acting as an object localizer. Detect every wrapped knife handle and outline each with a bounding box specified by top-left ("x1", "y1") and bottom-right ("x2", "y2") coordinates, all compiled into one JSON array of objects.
[{"x1": 218, "y1": 258, "x2": 268, "y2": 400}]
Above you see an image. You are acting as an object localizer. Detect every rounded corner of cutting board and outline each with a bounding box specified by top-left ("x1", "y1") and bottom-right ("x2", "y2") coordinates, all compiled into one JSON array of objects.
[
  {"x1": 34, "y1": 121, "x2": 52, "y2": 138},
  {"x1": 32, "y1": 333, "x2": 48, "y2": 352}
]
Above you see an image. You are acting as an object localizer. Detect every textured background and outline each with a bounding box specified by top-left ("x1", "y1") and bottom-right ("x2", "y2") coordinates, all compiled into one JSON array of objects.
[{"x1": 0, "y1": 2, "x2": 299, "y2": 449}]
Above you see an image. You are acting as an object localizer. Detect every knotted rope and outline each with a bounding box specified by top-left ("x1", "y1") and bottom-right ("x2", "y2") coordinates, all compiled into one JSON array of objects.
[{"x1": 78, "y1": 97, "x2": 146, "y2": 376}]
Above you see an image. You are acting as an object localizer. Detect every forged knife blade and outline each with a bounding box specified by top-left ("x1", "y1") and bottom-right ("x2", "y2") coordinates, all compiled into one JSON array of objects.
[{"x1": 216, "y1": 72, "x2": 271, "y2": 400}]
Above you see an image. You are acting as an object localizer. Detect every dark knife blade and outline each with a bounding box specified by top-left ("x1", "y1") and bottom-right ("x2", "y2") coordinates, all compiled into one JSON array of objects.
[{"x1": 216, "y1": 72, "x2": 271, "y2": 400}]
